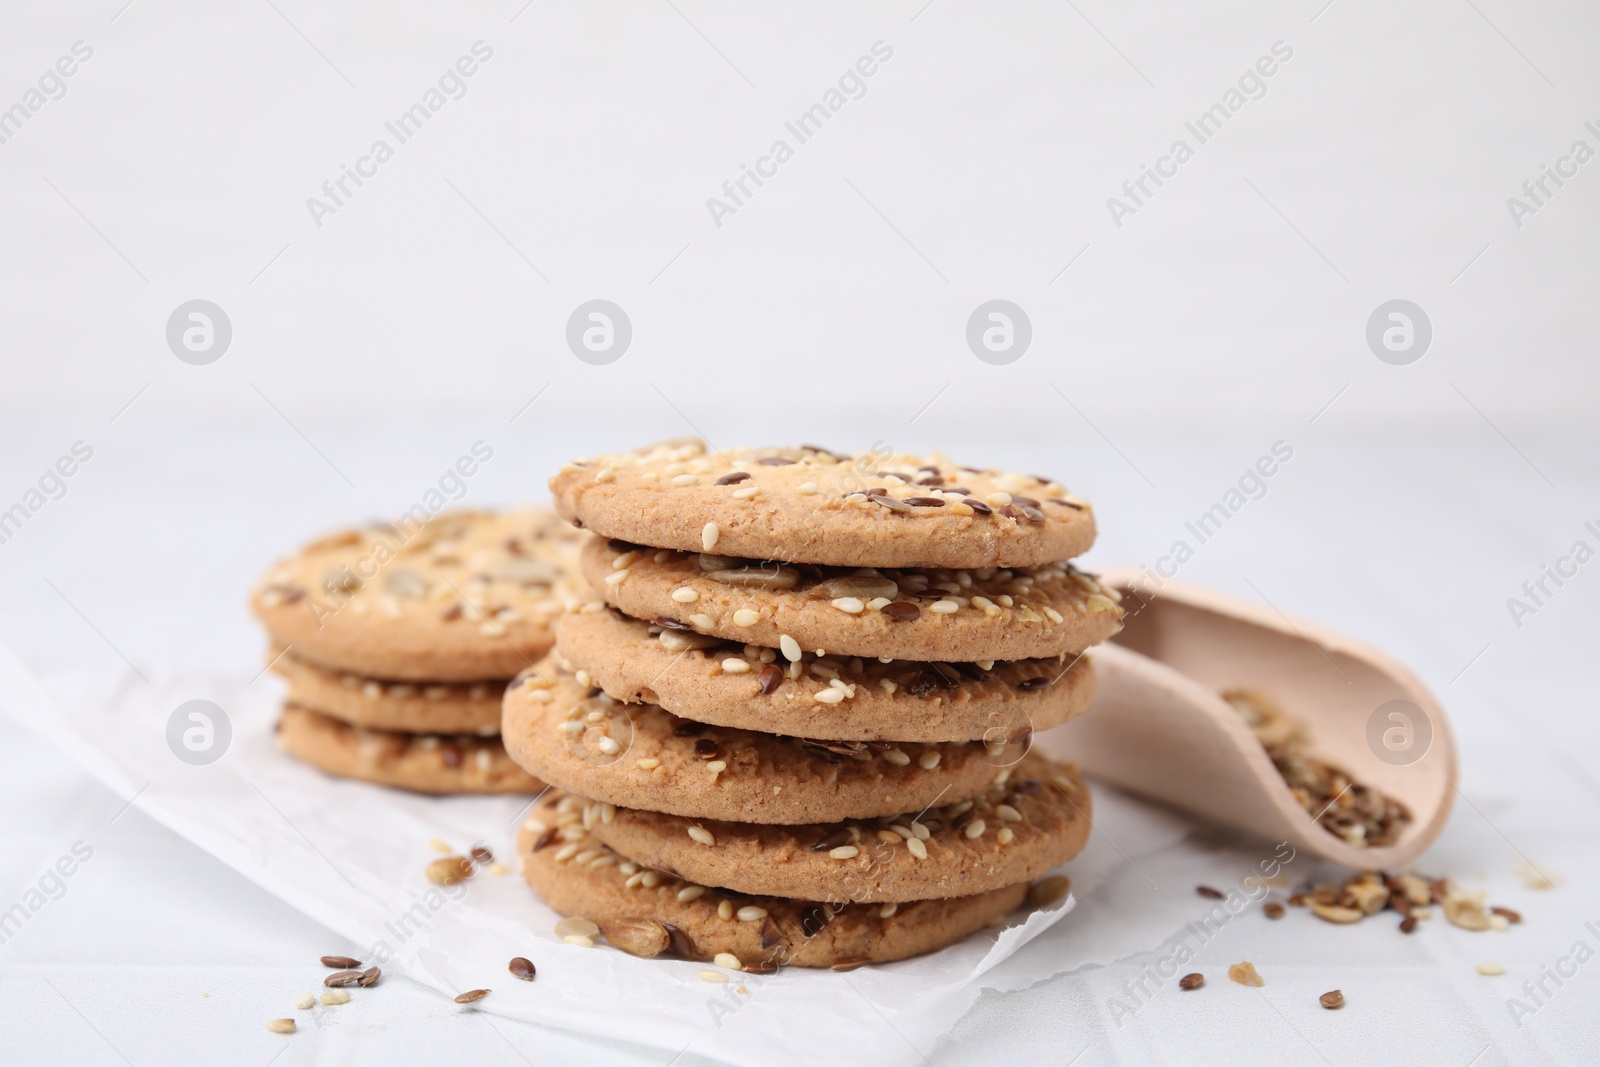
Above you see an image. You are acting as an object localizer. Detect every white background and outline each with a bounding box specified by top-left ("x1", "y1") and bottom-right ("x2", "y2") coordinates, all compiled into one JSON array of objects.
[{"x1": 1, "y1": 1, "x2": 1596, "y2": 1064}]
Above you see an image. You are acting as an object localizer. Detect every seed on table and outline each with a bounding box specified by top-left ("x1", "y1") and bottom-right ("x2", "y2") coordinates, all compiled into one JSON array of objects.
[
  {"x1": 320, "y1": 955, "x2": 361, "y2": 969},
  {"x1": 321, "y1": 989, "x2": 351, "y2": 1006},
  {"x1": 1263, "y1": 902, "x2": 1285, "y2": 919},
  {"x1": 1228, "y1": 962, "x2": 1264, "y2": 987},
  {"x1": 266, "y1": 1018, "x2": 296, "y2": 1034},
  {"x1": 324, "y1": 970, "x2": 363, "y2": 987},
  {"x1": 700, "y1": 970, "x2": 728, "y2": 984},
  {"x1": 714, "y1": 952, "x2": 742, "y2": 970},
  {"x1": 357, "y1": 967, "x2": 381, "y2": 987},
  {"x1": 1196, "y1": 885, "x2": 1224, "y2": 900},
  {"x1": 454, "y1": 989, "x2": 491, "y2": 1004},
  {"x1": 1178, "y1": 973, "x2": 1204, "y2": 991},
  {"x1": 1399, "y1": 915, "x2": 1418, "y2": 934},
  {"x1": 294, "y1": 993, "x2": 315, "y2": 1010},
  {"x1": 1491, "y1": 906, "x2": 1522, "y2": 924},
  {"x1": 509, "y1": 957, "x2": 537, "y2": 981},
  {"x1": 426, "y1": 856, "x2": 474, "y2": 886},
  {"x1": 1319, "y1": 989, "x2": 1345, "y2": 1009},
  {"x1": 471, "y1": 844, "x2": 494, "y2": 865},
  {"x1": 1476, "y1": 963, "x2": 1505, "y2": 976}
]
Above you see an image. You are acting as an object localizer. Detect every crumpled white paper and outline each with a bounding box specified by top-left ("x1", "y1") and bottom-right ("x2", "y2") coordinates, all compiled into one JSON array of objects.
[{"x1": 0, "y1": 638, "x2": 1194, "y2": 1066}]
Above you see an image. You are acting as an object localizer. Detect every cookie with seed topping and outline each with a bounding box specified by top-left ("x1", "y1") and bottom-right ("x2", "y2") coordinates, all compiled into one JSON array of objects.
[
  {"x1": 549, "y1": 440, "x2": 1096, "y2": 569},
  {"x1": 581, "y1": 537, "x2": 1123, "y2": 662},
  {"x1": 556, "y1": 607, "x2": 1096, "y2": 742},
  {"x1": 250, "y1": 509, "x2": 585, "y2": 681},
  {"x1": 270, "y1": 649, "x2": 505, "y2": 735},
  {"x1": 581, "y1": 753, "x2": 1089, "y2": 903},
  {"x1": 277, "y1": 705, "x2": 544, "y2": 794},
  {"x1": 501, "y1": 658, "x2": 1024, "y2": 824},
  {"x1": 518, "y1": 799, "x2": 1034, "y2": 969}
]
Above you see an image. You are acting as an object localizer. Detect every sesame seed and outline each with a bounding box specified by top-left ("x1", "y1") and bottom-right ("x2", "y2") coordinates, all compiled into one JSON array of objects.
[
  {"x1": 700, "y1": 970, "x2": 728, "y2": 983},
  {"x1": 294, "y1": 993, "x2": 316, "y2": 1010},
  {"x1": 964, "y1": 819, "x2": 987, "y2": 839},
  {"x1": 677, "y1": 885, "x2": 706, "y2": 902},
  {"x1": 879, "y1": 902, "x2": 898, "y2": 918},
  {"x1": 996, "y1": 804, "x2": 1023, "y2": 822},
  {"x1": 919, "y1": 751, "x2": 942, "y2": 770},
  {"x1": 553, "y1": 843, "x2": 581, "y2": 861},
  {"x1": 814, "y1": 688, "x2": 845, "y2": 705},
  {"x1": 706, "y1": 760, "x2": 727, "y2": 772},
  {"x1": 1086, "y1": 594, "x2": 1115, "y2": 613},
  {"x1": 689, "y1": 613, "x2": 714, "y2": 628},
  {"x1": 876, "y1": 830, "x2": 902, "y2": 844},
  {"x1": 528, "y1": 689, "x2": 554, "y2": 704},
  {"x1": 733, "y1": 608, "x2": 760, "y2": 627},
  {"x1": 640, "y1": 871, "x2": 660, "y2": 887},
  {"x1": 986, "y1": 492, "x2": 1012, "y2": 507},
  {"x1": 1043, "y1": 607, "x2": 1064, "y2": 623},
  {"x1": 831, "y1": 597, "x2": 865, "y2": 614},
  {"x1": 722, "y1": 658, "x2": 750, "y2": 673},
  {"x1": 737, "y1": 906, "x2": 768, "y2": 922},
  {"x1": 266, "y1": 1019, "x2": 296, "y2": 1034},
  {"x1": 829, "y1": 845, "x2": 860, "y2": 860},
  {"x1": 717, "y1": 899, "x2": 734, "y2": 920},
  {"x1": 1477, "y1": 963, "x2": 1505, "y2": 976},
  {"x1": 702, "y1": 522, "x2": 720, "y2": 551},
  {"x1": 906, "y1": 837, "x2": 929, "y2": 859},
  {"x1": 797, "y1": 482, "x2": 818, "y2": 495},
  {"x1": 910, "y1": 821, "x2": 930, "y2": 840},
  {"x1": 883, "y1": 749, "x2": 911, "y2": 766},
  {"x1": 673, "y1": 474, "x2": 698, "y2": 487},
  {"x1": 997, "y1": 595, "x2": 1014, "y2": 607},
  {"x1": 929, "y1": 599, "x2": 960, "y2": 614},
  {"x1": 671, "y1": 587, "x2": 699, "y2": 603},
  {"x1": 997, "y1": 827, "x2": 1015, "y2": 844},
  {"x1": 879, "y1": 679, "x2": 898, "y2": 694},
  {"x1": 555, "y1": 917, "x2": 599, "y2": 938},
  {"x1": 714, "y1": 952, "x2": 743, "y2": 969},
  {"x1": 779, "y1": 634, "x2": 802, "y2": 661},
  {"x1": 688, "y1": 826, "x2": 716, "y2": 846},
  {"x1": 888, "y1": 824, "x2": 913, "y2": 839},
  {"x1": 604, "y1": 569, "x2": 629, "y2": 586},
  {"x1": 731, "y1": 486, "x2": 760, "y2": 500},
  {"x1": 636, "y1": 757, "x2": 660, "y2": 770}
]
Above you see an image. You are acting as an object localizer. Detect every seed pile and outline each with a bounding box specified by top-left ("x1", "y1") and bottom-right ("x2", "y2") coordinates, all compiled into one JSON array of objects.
[
  {"x1": 1289, "y1": 869, "x2": 1523, "y2": 934},
  {"x1": 251, "y1": 510, "x2": 583, "y2": 795},
  {"x1": 1223, "y1": 689, "x2": 1413, "y2": 848},
  {"x1": 505, "y1": 440, "x2": 1124, "y2": 970}
]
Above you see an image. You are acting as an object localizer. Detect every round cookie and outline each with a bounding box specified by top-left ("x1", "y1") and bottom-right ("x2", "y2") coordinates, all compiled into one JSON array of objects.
[
  {"x1": 518, "y1": 800, "x2": 1031, "y2": 969},
  {"x1": 277, "y1": 705, "x2": 544, "y2": 795},
  {"x1": 251, "y1": 509, "x2": 585, "y2": 681},
  {"x1": 557, "y1": 608, "x2": 1096, "y2": 742},
  {"x1": 582, "y1": 537, "x2": 1124, "y2": 662},
  {"x1": 271, "y1": 650, "x2": 504, "y2": 735},
  {"x1": 551, "y1": 440, "x2": 1096, "y2": 569},
  {"x1": 501, "y1": 659, "x2": 1027, "y2": 824},
  {"x1": 581, "y1": 754, "x2": 1089, "y2": 903}
]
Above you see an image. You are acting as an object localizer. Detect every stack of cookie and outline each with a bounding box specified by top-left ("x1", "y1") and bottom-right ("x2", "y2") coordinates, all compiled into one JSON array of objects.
[
  {"x1": 251, "y1": 510, "x2": 584, "y2": 795},
  {"x1": 504, "y1": 441, "x2": 1126, "y2": 968}
]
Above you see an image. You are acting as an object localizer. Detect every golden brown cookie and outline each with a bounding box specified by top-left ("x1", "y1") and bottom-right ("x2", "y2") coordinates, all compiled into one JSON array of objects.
[
  {"x1": 581, "y1": 755, "x2": 1089, "y2": 903},
  {"x1": 251, "y1": 509, "x2": 584, "y2": 681},
  {"x1": 277, "y1": 705, "x2": 544, "y2": 795},
  {"x1": 270, "y1": 650, "x2": 505, "y2": 735},
  {"x1": 518, "y1": 799, "x2": 1030, "y2": 969},
  {"x1": 500, "y1": 659, "x2": 1026, "y2": 824},
  {"x1": 556, "y1": 608, "x2": 1096, "y2": 742},
  {"x1": 582, "y1": 536, "x2": 1123, "y2": 662},
  {"x1": 550, "y1": 439, "x2": 1096, "y2": 569}
]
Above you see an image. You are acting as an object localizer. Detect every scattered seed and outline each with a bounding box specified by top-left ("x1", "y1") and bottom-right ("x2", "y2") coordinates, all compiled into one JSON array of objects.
[
  {"x1": 509, "y1": 957, "x2": 536, "y2": 981},
  {"x1": 321, "y1": 955, "x2": 361, "y2": 969},
  {"x1": 1477, "y1": 963, "x2": 1505, "y2": 976},
  {"x1": 294, "y1": 993, "x2": 315, "y2": 1010},
  {"x1": 714, "y1": 952, "x2": 743, "y2": 970},
  {"x1": 324, "y1": 970, "x2": 363, "y2": 988},
  {"x1": 1319, "y1": 989, "x2": 1345, "y2": 1009},
  {"x1": 357, "y1": 967, "x2": 381, "y2": 987},
  {"x1": 471, "y1": 844, "x2": 494, "y2": 865},
  {"x1": 1178, "y1": 973, "x2": 1205, "y2": 991},
  {"x1": 1491, "y1": 906, "x2": 1522, "y2": 924},
  {"x1": 1196, "y1": 885, "x2": 1225, "y2": 900},
  {"x1": 321, "y1": 989, "x2": 351, "y2": 1006},
  {"x1": 555, "y1": 917, "x2": 600, "y2": 939},
  {"x1": 1399, "y1": 915, "x2": 1418, "y2": 933},
  {"x1": 426, "y1": 856, "x2": 474, "y2": 886},
  {"x1": 454, "y1": 989, "x2": 490, "y2": 1004},
  {"x1": 602, "y1": 919, "x2": 671, "y2": 958},
  {"x1": 1263, "y1": 902, "x2": 1285, "y2": 920},
  {"x1": 700, "y1": 970, "x2": 728, "y2": 984},
  {"x1": 266, "y1": 1019, "x2": 296, "y2": 1035},
  {"x1": 1310, "y1": 901, "x2": 1364, "y2": 924},
  {"x1": 1228, "y1": 962, "x2": 1264, "y2": 987}
]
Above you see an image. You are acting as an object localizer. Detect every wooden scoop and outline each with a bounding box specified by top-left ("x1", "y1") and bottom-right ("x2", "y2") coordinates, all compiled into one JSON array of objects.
[{"x1": 1034, "y1": 569, "x2": 1456, "y2": 871}]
